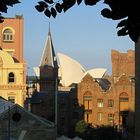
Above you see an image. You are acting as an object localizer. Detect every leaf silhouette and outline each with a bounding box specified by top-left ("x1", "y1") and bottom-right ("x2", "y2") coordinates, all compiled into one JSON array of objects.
[
  {"x1": 5, "y1": 0, "x2": 20, "y2": 7},
  {"x1": 55, "y1": 3, "x2": 62, "y2": 13},
  {"x1": 44, "y1": 8, "x2": 51, "y2": 17},
  {"x1": 35, "y1": 5, "x2": 45, "y2": 12},
  {"x1": 38, "y1": 1, "x2": 48, "y2": 8},
  {"x1": 84, "y1": 0, "x2": 100, "y2": 6},
  {"x1": 51, "y1": 8, "x2": 57, "y2": 18},
  {"x1": 44, "y1": 0, "x2": 53, "y2": 4},
  {"x1": 0, "y1": 4, "x2": 8, "y2": 13},
  {"x1": 117, "y1": 27, "x2": 128, "y2": 36},
  {"x1": 117, "y1": 19, "x2": 128, "y2": 28},
  {"x1": 77, "y1": 0, "x2": 82, "y2": 5},
  {"x1": 101, "y1": 8, "x2": 112, "y2": 18},
  {"x1": 63, "y1": 0, "x2": 76, "y2": 12}
]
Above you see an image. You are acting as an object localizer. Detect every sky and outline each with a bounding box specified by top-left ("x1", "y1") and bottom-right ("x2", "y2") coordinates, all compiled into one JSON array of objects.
[{"x1": 4, "y1": 0, "x2": 134, "y2": 75}]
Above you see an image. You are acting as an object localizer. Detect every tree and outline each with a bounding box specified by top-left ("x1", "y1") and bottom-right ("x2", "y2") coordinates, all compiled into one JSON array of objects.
[
  {"x1": 75, "y1": 121, "x2": 121, "y2": 140},
  {"x1": 35, "y1": 0, "x2": 140, "y2": 43},
  {"x1": 75, "y1": 120, "x2": 87, "y2": 138},
  {"x1": 0, "y1": 0, "x2": 20, "y2": 23}
]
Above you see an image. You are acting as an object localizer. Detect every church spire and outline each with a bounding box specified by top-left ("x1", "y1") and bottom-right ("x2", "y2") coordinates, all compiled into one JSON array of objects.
[
  {"x1": 48, "y1": 22, "x2": 51, "y2": 35},
  {"x1": 39, "y1": 24, "x2": 57, "y2": 67}
]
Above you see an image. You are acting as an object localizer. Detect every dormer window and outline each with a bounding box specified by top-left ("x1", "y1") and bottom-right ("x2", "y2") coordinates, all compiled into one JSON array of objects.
[{"x1": 3, "y1": 28, "x2": 14, "y2": 42}]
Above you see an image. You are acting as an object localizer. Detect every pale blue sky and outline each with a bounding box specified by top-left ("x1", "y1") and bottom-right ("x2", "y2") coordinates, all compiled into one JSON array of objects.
[{"x1": 4, "y1": 0, "x2": 134, "y2": 75}]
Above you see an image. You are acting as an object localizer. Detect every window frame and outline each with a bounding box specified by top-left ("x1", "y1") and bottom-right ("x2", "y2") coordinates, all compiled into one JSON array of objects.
[
  {"x1": 97, "y1": 112, "x2": 102, "y2": 121},
  {"x1": 8, "y1": 96, "x2": 15, "y2": 103},
  {"x1": 97, "y1": 99, "x2": 103, "y2": 108},
  {"x1": 108, "y1": 99, "x2": 114, "y2": 107},
  {"x1": 3, "y1": 28, "x2": 14, "y2": 42},
  {"x1": 8, "y1": 72, "x2": 15, "y2": 83},
  {"x1": 108, "y1": 113, "x2": 114, "y2": 125}
]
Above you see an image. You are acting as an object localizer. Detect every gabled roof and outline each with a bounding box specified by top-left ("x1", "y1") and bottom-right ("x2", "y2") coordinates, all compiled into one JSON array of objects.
[
  {"x1": 0, "y1": 99, "x2": 54, "y2": 128},
  {"x1": 115, "y1": 74, "x2": 131, "y2": 85},
  {"x1": 39, "y1": 31, "x2": 58, "y2": 68}
]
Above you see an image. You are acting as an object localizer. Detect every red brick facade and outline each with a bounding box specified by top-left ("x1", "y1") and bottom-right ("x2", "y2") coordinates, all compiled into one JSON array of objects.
[{"x1": 0, "y1": 15, "x2": 24, "y2": 62}]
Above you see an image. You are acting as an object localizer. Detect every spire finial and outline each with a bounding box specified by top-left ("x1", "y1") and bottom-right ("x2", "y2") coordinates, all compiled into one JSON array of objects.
[{"x1": 48, "y1": 22, "x2": 51, "y2": 35}]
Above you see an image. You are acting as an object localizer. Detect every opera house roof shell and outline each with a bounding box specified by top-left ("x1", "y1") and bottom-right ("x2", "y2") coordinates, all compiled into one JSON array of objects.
[{"x1": 58, "y1": 53, "x2": 107, "y2": 87}]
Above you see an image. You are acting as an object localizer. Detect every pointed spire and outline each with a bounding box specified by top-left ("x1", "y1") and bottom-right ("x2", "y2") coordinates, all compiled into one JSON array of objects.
[
  {"x1": 39, "y1": 24, "x2": 58, "y2": 68},
  {"x1": 48, "y1": 22, "x2": 51, "y2": 35}
]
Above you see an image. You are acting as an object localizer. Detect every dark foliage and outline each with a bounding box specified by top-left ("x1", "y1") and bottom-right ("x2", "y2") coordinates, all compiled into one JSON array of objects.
[
  {"x1": 0, "y1": 0, "x2": 139, "y2": 42},
  {"x1": 35, "y1": 0, "x2": 140, "y2": 43},
  {"x1": 75, "y1": 121, "x2": 123, "y2": 140},
  {"x1": 0, "y1": 0, "x2": 20, "y2": 23}
]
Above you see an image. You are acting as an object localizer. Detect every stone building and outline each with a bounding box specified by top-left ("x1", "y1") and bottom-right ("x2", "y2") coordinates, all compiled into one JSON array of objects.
[
  {"x1": 31, "y1": 30, "x2": 135, "y2": 138},
  {"x1": 0, "y1": 15, "x2": 26, "y2": 106}
]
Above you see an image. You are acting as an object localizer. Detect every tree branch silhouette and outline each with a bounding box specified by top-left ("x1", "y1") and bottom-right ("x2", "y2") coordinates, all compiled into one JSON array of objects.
[
  {"x1": 35, "y1": 0, "x2": 140, "y2": 43},
  {"x1": 0, "y1": 0, "x2": 20, "y2": 23}
]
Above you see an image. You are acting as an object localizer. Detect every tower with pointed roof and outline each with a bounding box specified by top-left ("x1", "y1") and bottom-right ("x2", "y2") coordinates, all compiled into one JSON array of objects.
[{"x1": 39, "y1": 27, "x2": 58, "y2": 92}]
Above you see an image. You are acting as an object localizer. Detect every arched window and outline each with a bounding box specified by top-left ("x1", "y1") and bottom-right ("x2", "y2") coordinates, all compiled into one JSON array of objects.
[
  {"x1": 8, "y1": 72, "x2": 15, "y2": 83},
  {"x1": 119, "y1": 92, "x2": 129, "y2": 111},
  {"x1": 83, "y1": 92, "x2": 92, "y2": 123},
  {"x1": 3, "y1": 28, "x2": 13, "y2": 42}
]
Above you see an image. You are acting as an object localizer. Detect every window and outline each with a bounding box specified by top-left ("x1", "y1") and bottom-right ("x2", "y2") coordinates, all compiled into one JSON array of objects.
[
  {"x1": 84, "y1": 96, "x2": 92, "y2": 101},
  {"x1": 97, "y1": 99, "x2": 103, "y2": 107},
  {"x1": 119, "y1": 93, "x2": 129, "y2": 111},
  {"x1": 83, "y1": 94, "x2": 92, "y2": 123},
  {"x1": 108, "y1": 114, "x2": 114, "y2": 125},
  {"x1": 97, "y1": 112, "x2": 102, "y2": 121},
  {"x1": 8, "y1": 96, "x2": 15, "y2": 103},
  {"x1": 8, "y1": 72, "x2": 15, "y2": 83},
  {"x1": 3, "y1": 28, "x2": 13, "y2": 42},
  {"x1": 83, "y1": 95, "x2": 92, "y2": 112},
  {"x1": 119, "y1": 98, "x2": 129, "y2": 102},
  {"x1": 108, "y1": 99, "x2": 114, "y2": 107}
]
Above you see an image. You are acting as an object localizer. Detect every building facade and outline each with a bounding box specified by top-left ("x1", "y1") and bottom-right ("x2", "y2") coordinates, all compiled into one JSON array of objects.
[{"x1": 0, "y1": 15, "x2": 26, "y2": 106}]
